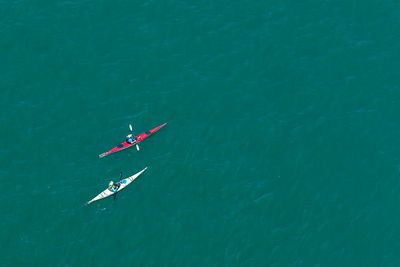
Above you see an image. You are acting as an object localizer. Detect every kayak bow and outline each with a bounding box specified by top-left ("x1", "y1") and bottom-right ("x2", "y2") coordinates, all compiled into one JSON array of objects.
[
  {"x1": 87, "y1": 167, "x2": 148, "y2": 205},
  {"x1": 99, "y1": 122, "x2": 167, "y2": 158}
]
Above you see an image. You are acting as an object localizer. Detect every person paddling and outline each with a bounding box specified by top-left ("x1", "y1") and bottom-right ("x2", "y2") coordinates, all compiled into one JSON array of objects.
[
  {"x1": 108, "y1": 181, "x2": 120, "y2": 192},
  {"x1": 108, "y1": 172, "x2": 122, "y2": 200},
  {"x1": 126, "y1": 133, "x2": 136, "y2": 144},
  {"x1": 126, "y1": 124, "x2": 141, "y2": 151},
  {"x1": 126, "y1": 124, "x2": 136, "y2": 144}
]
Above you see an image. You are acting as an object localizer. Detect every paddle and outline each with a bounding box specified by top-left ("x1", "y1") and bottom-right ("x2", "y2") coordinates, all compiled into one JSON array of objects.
[{"x1": 129, "y1": 124, "x2": 140, "y2": 151}]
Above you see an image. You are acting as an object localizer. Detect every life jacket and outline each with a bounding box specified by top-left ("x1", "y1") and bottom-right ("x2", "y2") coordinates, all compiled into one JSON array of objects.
[{"x1": 126, "y1": 134, "x2": 135, "y2": 143}]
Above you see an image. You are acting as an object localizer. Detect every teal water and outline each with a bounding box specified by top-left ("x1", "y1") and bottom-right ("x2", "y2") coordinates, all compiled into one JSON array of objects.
[{"x1": 1, "y1": 1, "x2": 400, "y2": 266}]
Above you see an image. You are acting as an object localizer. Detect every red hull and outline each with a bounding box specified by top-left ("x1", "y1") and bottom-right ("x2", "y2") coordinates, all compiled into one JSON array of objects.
[{"x1": 99, "y1": 123, "x2": 167, "y2": 158}]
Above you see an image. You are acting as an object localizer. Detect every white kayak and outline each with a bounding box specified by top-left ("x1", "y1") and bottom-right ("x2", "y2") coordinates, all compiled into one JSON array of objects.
[{"x1": 87, "y1": 167, "x2": 148, "y2": 205}]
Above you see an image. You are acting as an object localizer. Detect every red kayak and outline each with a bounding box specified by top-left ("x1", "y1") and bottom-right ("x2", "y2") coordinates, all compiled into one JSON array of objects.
[{"x1": 99, "y1": 123, "x2": 167, "y2": 158}]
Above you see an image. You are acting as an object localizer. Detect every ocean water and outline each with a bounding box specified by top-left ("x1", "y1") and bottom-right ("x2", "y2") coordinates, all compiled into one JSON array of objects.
[{"x1": 1, "y1": 1, "x2": 400, "y2": 266}]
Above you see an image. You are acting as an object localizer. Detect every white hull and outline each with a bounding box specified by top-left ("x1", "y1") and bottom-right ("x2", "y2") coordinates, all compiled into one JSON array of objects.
[{"x1": 87, "y1": 167, "x2": 148, "y2": 205}]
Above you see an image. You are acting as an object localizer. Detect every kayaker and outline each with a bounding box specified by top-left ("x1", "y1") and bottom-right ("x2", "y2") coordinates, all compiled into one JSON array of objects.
[
  {"x1": 108, "y1": 181, "x2": 121, "y2": 193},
  {"x1": 126, "y1": 133, "x2": 136, "y2": 144}
]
